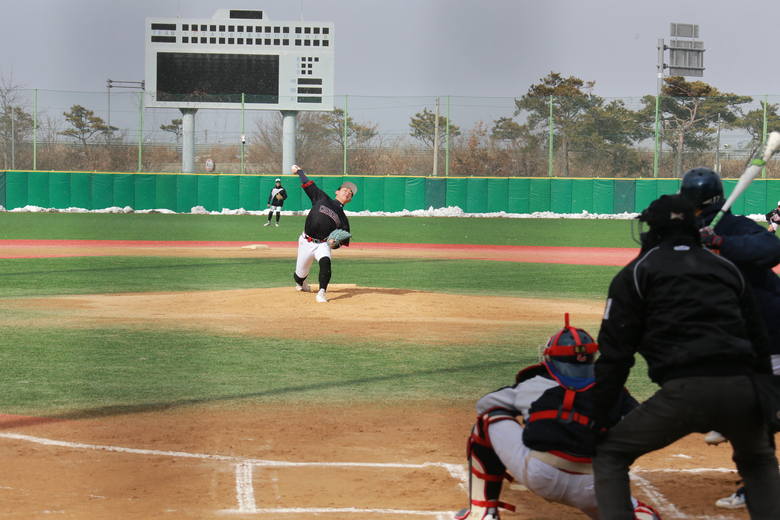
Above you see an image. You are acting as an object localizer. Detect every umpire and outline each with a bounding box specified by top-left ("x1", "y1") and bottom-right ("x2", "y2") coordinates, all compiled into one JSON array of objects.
[{"x1": 589, "y1": 194, "x2": 780, "y2": 520}]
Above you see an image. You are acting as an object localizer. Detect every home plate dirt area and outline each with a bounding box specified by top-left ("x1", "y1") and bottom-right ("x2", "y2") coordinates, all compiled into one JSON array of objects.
[{"x1": 0, "y1": 241, "x2": 765, "y2": 519}]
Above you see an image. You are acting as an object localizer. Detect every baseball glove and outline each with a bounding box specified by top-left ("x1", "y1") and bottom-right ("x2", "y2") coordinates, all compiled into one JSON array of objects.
[
  {"x1": 275, "y1": 193, "x2": 284, "y2": 201},
  {"x1": 326, "y1": 229, "x2": 352, "y2": 249}
]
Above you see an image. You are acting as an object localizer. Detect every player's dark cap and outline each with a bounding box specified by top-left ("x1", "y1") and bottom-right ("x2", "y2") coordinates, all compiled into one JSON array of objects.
[{"x1": 340, "y1": 181, "x2": 357, "y2": 196}]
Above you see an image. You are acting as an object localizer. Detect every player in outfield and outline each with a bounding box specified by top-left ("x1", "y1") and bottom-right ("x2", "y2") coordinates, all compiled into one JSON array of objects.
[
  {"x1": 453, "y1": 315, "x2": 660, "y2": 520},
  {"x1": 265, "y1": 177, "x2": 287, "y2": 227},
  {"x1": 291, "y1": 164, "x2": 355, "y2": 303},
  {"x1": 765, "y1": 200, "x2": 780, "y2": 234},
  {"x1": 678, "y1": 167, "x2": 780, "y2": 509},
  {"x1": 589, "y1": 194, "x2": 780, "y2": 520}
]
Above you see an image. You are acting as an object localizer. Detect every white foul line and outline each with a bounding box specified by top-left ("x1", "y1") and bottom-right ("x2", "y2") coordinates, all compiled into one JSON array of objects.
[
  {"x1": 235, "y1": 461, "x2": 257, "y2": 513},
  {"x1": 0, "y1": 432, "x2": 466, "y2": 474}
]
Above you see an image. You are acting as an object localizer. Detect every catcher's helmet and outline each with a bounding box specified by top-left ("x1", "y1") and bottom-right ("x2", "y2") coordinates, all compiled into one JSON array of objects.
[
  {"x1": 542, "y1": 314, "x2": 598, "y2": 378},
  {"x1": 679, "y1": 167, "x2": 724, "y2": 209}
]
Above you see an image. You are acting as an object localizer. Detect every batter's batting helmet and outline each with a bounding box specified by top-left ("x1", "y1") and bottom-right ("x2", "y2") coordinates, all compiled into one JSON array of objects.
[
  {"x1": 542, "y1": 314, "x2": 598, "y2": 378},
  {"x1": 679, "y1": 167, "x2": 724, "y2": 209}
]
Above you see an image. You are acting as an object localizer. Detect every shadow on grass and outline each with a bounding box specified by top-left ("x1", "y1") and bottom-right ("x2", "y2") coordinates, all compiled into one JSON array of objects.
[{"x1": 0, "y1": 359, "x2": 520, "y2": 429}]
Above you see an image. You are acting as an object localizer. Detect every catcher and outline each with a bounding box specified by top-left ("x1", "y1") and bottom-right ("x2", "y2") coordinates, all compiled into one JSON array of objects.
[
  {"x1": 454, "y1": 315, "x2": 661, "y2": 520},
  {"x1": 291, "y1": 164, "x2": 354, "y2": 303}
]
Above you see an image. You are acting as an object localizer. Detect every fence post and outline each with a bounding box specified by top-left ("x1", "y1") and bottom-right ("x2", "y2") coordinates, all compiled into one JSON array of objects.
[
  {"x1": 33, "y1": 89, "x2": 37, "y2": 170},
  {"x1": 763, "y1": 94, "x2": 768, "y2": 179},
  {"x1": 653, "y1": 94, "x2": 660, "y2": 178},
  {"x1": 446, "y1": 95, "x2": 450, "y2": 177},
  {"x1": 548, "y1": 95, "x2": 554, "y2": 177},
  {"x1": 344, "y1": 94, "x2": 348, "y2": 176},
  {"x1": 241, "y1": 93, "x2": 245, "y2": 174},
  {"x1": 433, "y1": 97, "x2": 439, "y2": 177},
  {"x1": 138, "y1": 90, "x2": 143, "y2": 172}
]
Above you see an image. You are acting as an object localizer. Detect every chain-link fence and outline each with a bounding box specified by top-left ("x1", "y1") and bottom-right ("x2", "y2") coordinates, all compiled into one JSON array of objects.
[{"x1": 1, "y1": 88, "x2": 777, "y2": 178}]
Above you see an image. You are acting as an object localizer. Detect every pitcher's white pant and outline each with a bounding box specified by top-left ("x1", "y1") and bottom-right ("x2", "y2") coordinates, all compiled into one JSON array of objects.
[
  {"x1": 295, "y1": 233, "x2": 332, "y2": 281},
  {"x1": 489, "y1": 420, "x2": 638, "y2": 520}
]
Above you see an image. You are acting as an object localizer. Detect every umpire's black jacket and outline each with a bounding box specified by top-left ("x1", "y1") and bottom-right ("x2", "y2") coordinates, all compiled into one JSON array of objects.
[{"x1": 591, "y1": 231, "x2": 772, "y2": 423}]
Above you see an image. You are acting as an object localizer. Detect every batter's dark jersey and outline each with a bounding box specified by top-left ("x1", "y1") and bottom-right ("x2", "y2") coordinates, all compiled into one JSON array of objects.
[
  {"x1": 302, "y1": 180, "x2": 350, "y2": 246},
  {"x1": 700, "y1": 201, "x2": 780, "y2": 355}
]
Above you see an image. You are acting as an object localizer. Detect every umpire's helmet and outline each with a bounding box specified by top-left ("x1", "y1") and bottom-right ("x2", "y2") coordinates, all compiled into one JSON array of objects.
[
  {"x1": 542, "y1": 314, "x2": 598, "y2": 378},
  {"x1": 679, "y1": 167, "x2": 724, "y2": 209},
  {"x1": 638, "y1": 194, "x2": 697, "y2": 230}
]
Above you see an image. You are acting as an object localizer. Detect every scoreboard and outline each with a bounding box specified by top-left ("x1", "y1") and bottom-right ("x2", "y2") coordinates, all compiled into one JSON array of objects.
[{"x1": 144, "y1": 9, "x2": 334, "y2": 111}]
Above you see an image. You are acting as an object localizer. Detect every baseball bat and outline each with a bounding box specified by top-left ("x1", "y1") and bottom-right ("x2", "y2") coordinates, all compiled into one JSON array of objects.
[{"x1": 709, "y1": 131, "x2": 780, "y2": 229}]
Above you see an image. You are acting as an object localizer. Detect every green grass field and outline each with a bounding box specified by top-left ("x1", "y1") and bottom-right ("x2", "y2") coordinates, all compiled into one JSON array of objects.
[
  {"x1": 0, "y1": 213, "x2": 657, "y2": 417},
  {"x1": 0, "y1": 212, "x2": 641, "y2": 246}
]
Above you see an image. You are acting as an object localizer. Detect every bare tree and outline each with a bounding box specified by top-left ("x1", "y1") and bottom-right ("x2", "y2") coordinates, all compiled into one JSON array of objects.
[{"x1": 0, "y1": 73, "x2": 34, "y2": 169}]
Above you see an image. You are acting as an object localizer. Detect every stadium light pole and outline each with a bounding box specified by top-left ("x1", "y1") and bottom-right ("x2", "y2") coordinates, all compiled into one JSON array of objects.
[
  {"x1": 655, "y1": 24, "x2": 705, "y2": 178},
  {"x1": 654, "y1": 38, "x2": 666, "y2": 178}
]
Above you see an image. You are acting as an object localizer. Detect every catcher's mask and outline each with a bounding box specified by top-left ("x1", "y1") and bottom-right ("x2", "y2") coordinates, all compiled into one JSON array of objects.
[{"x1": 541, "y1": 313, "x2": 598, "y2": 378}]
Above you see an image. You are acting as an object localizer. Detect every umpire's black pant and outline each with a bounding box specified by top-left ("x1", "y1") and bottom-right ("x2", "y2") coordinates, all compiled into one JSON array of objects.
[{"x1": 593, "y1": 375, "x2": 780, "y2": 520}]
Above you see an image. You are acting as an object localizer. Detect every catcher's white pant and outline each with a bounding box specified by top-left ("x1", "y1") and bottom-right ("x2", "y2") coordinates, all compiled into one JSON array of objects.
[
  {"x1": 488, "y1": 420, "x2": 639, "y2": 519},
  {"x1": 295, "y1": 233, "x2": 332, "y2": 281}
]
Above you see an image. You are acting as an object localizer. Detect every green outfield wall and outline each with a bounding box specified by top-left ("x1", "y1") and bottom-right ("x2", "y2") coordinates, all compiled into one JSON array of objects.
[{"x1": 2, "y1": 171, "x2": 779, "y2": 215}]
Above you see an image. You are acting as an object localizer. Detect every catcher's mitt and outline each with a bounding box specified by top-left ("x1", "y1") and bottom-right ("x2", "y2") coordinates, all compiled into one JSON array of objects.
[{"x1": 326, "y1": 229, "x2": 352, "y2": 249}]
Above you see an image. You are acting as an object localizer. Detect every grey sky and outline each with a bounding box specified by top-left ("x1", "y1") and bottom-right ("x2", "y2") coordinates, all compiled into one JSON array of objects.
[
  {"x1": 2, "y1": 0, "x2": 778, "y2": 149},
  {"x1": 2, "y1": 0, "x2": 777, "y2": 99}
]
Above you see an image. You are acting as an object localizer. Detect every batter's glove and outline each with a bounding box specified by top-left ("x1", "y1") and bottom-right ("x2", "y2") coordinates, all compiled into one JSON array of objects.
[
  {"x1": 326, "y1": 229, "x2": 352, "y2": 249},
  {"x1": 699, "y1": 226, "x2": 723, "y2": 250}
]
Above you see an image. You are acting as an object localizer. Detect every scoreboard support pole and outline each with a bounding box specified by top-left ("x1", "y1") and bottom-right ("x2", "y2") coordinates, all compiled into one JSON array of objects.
[
  {"x1": 282, "y1": 110, "x2": 298, "y2": 175},
  {"x1": 181, "y1": 108, "x2": 198, "y2": 173}
]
